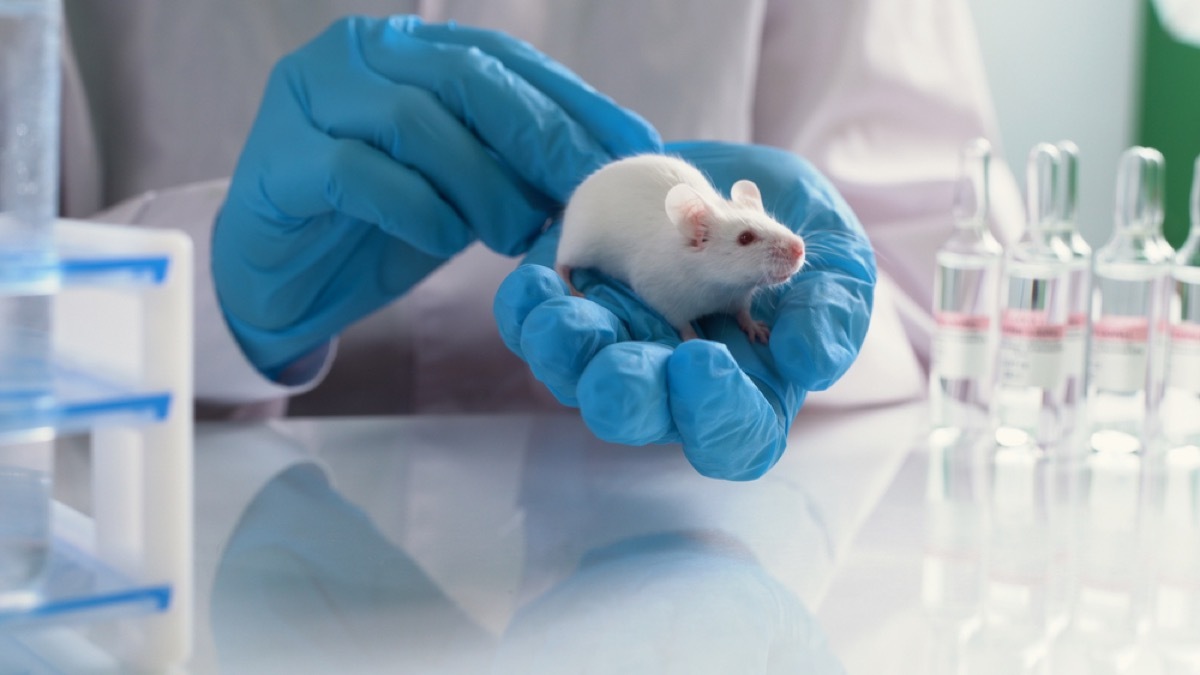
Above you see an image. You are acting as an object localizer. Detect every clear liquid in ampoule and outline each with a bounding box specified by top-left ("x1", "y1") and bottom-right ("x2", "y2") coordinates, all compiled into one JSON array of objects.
[
  {"x1": 1049, "y1": 142, "x2": 1092, "y2": 443},
  {"x1": 931, "y1": 139, "x2": 1003, "y2": 445},
  {"x1": 992, "y1": 144, "x2": 1073, "y2": 450},
  {"x1": 993, "y1": 265, "x2": 1070, "y2": 448},
  {"x1": 1087, "y1": 147, "x2": 1173, "y2": 456},
  {"x1": 1089, "y1": 265, "x2": 1170, "y2": 452},
  {"x1": 1161, "y1": 157, "x2": 1200, "y2": 451}
]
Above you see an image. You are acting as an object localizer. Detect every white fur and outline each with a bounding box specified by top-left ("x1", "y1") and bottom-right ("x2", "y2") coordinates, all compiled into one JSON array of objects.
[{"x1": 556, "y1": 154, "x2": 805, "y2": 340}]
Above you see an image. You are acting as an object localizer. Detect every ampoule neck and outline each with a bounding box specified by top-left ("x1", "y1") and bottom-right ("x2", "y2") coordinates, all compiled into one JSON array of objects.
[
  {"x1": 1174, "y1": 156, "x2": 1200, "y2": 267},
  {"x1": 947, "y1": 137, "x2": 999, "y2": 257},
  {"x1": 1016, "y1": 143, "x2": 1071, "y2": 263},
  {"x1": 1049, "y1": 228, "x2": 1092, "y2": 262},
  {"x1": 1176, "y1": 229, "x2": 1200, "y2": 268},
  {"x1": 1013, "y1": 228, "x2": 1073, "y2": 266},
  {"x1": 945, "y1": 216, "x2": 1002, "y2": 257},
  {"x1": 1098, "y1": 226, "x2": 1169, "y2": 266},
  {"x1": 1104, "y1": 146, "x2": 1168, "y2": 264}
]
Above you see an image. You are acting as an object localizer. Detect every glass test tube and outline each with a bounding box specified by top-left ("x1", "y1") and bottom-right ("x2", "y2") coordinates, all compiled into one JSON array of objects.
[{"x1": 0, "y1": 0, "x2": 63, "y2": 604}]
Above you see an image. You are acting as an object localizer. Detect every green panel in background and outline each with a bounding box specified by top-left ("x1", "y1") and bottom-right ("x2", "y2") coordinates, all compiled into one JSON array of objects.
[{"x1": 1139, "y1": 0, "x2": 1200, "y2": 247}]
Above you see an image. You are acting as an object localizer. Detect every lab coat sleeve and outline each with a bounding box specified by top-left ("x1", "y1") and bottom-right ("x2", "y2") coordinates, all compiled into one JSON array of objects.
[
  {"x1": 87, "y1": 180, "x2": 336, "y2": 408},
  {"x1": 752, "y1": 0, "x2": 1025, "y2": 367}
]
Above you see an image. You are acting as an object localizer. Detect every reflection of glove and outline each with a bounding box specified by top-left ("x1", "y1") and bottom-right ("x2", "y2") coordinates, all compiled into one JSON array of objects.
[
  {"x1": 492, "y1": 533, "x2": 846, "y2": 674},
  {"x1": 213, "y1": 16, "x2": 661, "y2": 378},
  {"x1": 494, "y1": 141, "x2": 874, "y2": 480},
  {"x1": 213, "y1": 464, "x2": 492, "y2": 672}
]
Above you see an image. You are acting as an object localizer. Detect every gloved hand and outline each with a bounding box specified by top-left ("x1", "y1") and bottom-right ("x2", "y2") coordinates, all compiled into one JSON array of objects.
[
  {"x1": 494, "y1": 141, "x2": 875, "y2": 480},
  {"x1": 213, "y1": 15, "x2": 661, "y2": 379}
]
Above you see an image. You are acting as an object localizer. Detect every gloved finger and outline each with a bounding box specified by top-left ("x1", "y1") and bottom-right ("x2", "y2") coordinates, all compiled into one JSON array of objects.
[
  {"x1": 299, "y1": 226, "x2": 450, "y2": 339},
  {"x1": 357, "y1": 16, "x2": 617, "y2": 201},
  {"x1": 771, "y1": 272, "x2": 873, "y2": 391},
  {"x1": 407, "y1": 21, "x2": 662, "y2": 158},
  {"x1": 520, "y1": 221, "x2": 563, "y2": 268},
  {"x1": 768, "y1": 192, "x2": 874, "y2": 390},
  {"x1": 305, "y1": 72, "x2": 553, "y2": 255},
  {"x1": 509, "y1": 224, "x2": 682, "y2": 345},
  {"x1": 567, "y1": 267, "x2": 684, "y2": 346},
  {"x1": 576, "y1": 342, "x2": 679, "y2": 446},
  {"x1": 220, "y1": 224, "x2": 448, "y2": 380},
  {"x1": 667, "y1": 341, "x2": 788, "y2": 481},
  {"x1": 262, "y1": 133, "x2": 474, "y2": 259},
  {"x1": 494, "y1": 264, "x2": 569, "y2": 357},
  {"x1": 519, "y1": 297, "x2": 631, "y2": 405}
]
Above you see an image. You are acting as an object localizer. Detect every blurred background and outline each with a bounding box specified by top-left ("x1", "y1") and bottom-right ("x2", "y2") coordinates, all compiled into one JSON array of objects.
[{"x1": 969, "y1": 0, "x2": 1200, "y2": 248}]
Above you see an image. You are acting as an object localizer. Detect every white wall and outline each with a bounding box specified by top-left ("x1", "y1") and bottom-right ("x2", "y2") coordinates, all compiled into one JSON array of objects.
[{"x1": 967, "y1": 0, "x2": 1142, "y2": 246}]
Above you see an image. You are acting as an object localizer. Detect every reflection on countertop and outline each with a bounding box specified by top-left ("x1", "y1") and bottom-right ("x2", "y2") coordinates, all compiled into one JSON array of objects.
[
  {"x1": 182, "y1": 404, "x2": 922, "y2": 674},
  {"x1": 821, "y1": 429, "x2": 1200, "y2": 675}
]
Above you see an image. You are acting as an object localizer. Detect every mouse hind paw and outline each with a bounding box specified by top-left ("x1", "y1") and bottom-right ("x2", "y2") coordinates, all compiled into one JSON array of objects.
[{"x1": 556, "y1": 264, "x2": 584, "y2": 297}]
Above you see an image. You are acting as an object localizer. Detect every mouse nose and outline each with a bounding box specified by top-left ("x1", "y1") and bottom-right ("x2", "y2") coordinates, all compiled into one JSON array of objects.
[{"x1": 789, "y1": 238, "x2": 805, "y2": 263}]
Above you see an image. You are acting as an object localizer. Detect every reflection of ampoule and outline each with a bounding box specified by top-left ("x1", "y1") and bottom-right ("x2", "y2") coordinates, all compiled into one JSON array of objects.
[
  {"x1": 922, "y1": 436, "x2": 984, "y2": 674},
  {"x1": 959, "y1": 445, "x2": 1050, "y2": 675},
  {"x1": 1161, "y1": 156, "x2": 1200, "y2": 450},
  {"x1": 1050, "y1": 142, "x2": 1093, "y2": 444},
  {"x1": 1047, "y1": 452, "x2": 1147, "y2": 673},
  {"x1": 1149, "y1": 447, "x2": 1200, "y2": 669},
  {"x1": 1087, "y1": 147, "x2": 1173, "y2": 455},
  {"x1": 931, "y1": 139, "x2": 1004, "y2": 444},
  {"x1": 992, "y1": 144, "x2": 1073, "y2": 450}
]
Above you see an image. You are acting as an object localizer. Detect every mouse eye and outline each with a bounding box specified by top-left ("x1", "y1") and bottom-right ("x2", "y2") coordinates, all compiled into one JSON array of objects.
[{"x1": 737, "y1": 231, "x2": 757, "y2": 246}]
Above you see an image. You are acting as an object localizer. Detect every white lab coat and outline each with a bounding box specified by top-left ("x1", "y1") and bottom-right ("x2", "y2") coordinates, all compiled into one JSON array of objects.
[{"x1": 59, "y1": 0, "x2": 1023, "y2": 417}]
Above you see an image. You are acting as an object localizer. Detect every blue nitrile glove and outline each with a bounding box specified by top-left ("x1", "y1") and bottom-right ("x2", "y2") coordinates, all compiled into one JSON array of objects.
[
  {"x1": 493, "y1": 141, "x2": 875, "y2": 480},
  {"x1": 213, "y1": 16, "x2": 661, "y2": 379}
]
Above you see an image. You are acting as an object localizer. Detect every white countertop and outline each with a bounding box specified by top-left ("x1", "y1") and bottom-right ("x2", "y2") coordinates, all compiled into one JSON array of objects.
[
  {"x1": 817, "y1": 433, "x2": 1200, "y2": 675},
  {"x1": 36, "y1": 399, "x2": 1199, "y2": 674},
  {"x1": 180, "y1": 402, "x2": 925, "y2": 674}
]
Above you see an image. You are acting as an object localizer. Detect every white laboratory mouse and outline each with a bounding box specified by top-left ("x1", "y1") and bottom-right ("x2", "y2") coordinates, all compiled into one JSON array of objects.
[{"x1": 555, "y1": 154, "x2": 806, "y2": 342}]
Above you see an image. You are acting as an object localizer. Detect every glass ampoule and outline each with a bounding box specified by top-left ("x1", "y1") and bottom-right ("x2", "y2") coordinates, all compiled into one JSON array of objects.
[
  {"x1": 931, "y1": 138, "x2": 1004, "y2": 445},
  {"x1": 1160, "y1": 156, "x2": 1200, "y2": 451},
  {"x1": 1048, "y1": 142, "x2": 1093, "y2": 443},
  {"x1": 1040, "y1": 143, "x2": 1094, "y2": 633},
  {"x1": 1087, "y1": 147, "x2": 1173, "y2": 456},
  {"x1": 992, "y1": 144, "x2": 1074, "y2": 451}
]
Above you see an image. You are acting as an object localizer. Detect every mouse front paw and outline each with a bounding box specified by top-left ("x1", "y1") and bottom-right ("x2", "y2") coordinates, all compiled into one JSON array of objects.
[{"x1": 739, "y1": 318, "x2": 771, "y2": 344}]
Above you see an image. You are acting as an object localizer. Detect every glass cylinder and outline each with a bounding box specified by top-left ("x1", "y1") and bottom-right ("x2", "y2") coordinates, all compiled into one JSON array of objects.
[
  {"x1": 0, "y1": 0, "x2": 62, "y2": 604},
  {"x1": 0, "y1": 436, "x2": 52, "y2": 606}
]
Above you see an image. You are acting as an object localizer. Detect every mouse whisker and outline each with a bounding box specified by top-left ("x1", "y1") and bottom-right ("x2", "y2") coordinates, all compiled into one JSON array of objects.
[{"x1": 789, "y1": 209, "x2": 821, "y2": 235}]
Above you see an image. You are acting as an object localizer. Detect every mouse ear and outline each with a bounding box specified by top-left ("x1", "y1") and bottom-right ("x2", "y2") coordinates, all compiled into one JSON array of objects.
[
  {"x1": 665, "y1": 183, "x2": 711, "y2": 250},
  {"x1": 730, "y1": 180, "x2": 764, "y2": 211}
]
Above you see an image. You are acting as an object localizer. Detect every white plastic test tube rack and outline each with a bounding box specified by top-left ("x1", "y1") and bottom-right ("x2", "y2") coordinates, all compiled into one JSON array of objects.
[{"x1": 0, "y1": 219, "x2": 193, "y2": 673}]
